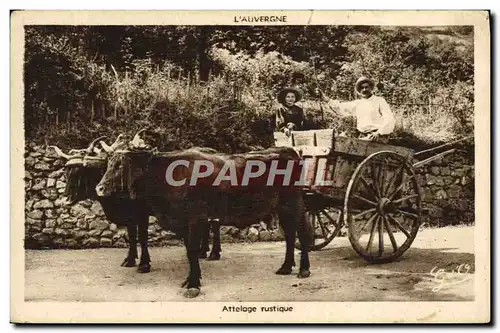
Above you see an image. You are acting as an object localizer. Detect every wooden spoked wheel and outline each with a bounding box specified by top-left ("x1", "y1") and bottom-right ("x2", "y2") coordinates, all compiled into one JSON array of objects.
[
  {"x1": 344, "y1": 151, "x2": 422, "y2": 263},
  {"x1": 294, "y1": 193, "x2": 344, "y2": 251}
]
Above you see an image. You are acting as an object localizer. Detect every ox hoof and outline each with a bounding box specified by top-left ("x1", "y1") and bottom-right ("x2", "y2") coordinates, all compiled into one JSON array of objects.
[
  {"x1": 297, "y1": 270, "x2": 311, "y2": 278},
  {"x1": 275, "y1": 266, "x2": 293, "y2": 275},
  {"x1": 207, "y1": 252, "x2": 221, "y2": 261},
  {"x1": 121, "y1": 258, "x2": 136, "y2": 267},
  {"x1": 181, "y1": 277, "x2": 202, "y2": 289},
  {"x1": 137, "y1": 264, "x2": 151, "y2": 273},
  {"x1": 198, "y1": 252, "x2": 208, "y2": 259},
  {"x1": 184, "y1": 288, "x2": 200, "y2": 298}
]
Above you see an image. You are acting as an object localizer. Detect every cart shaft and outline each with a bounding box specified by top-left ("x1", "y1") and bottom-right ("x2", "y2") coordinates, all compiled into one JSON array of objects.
[
  {"x1": 412, "y1": 148, "x2": 456, "y2": 168},
  {"x1": 413, "y1": 135, "x2": 473, "y2": 158}
]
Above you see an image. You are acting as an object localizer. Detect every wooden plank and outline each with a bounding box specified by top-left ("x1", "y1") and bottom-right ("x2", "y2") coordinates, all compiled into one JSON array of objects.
[
  {"x1": 292, "y1": 131, "x2": 315, "y2": 146},
  {"x1": 293, "y1": 129, "x2": 335, "y2": 147},
  {"x1": 273, "y1": 132, "x2": 292, "y2": 147},
  {"x1": 273, "y1": 129, "x2": 335, "y2": 149},
  {"x1": 293, "y1": 146, "x2": 330, "y2": 157},
  {"x1": 333, "y1": 137, "x2": 414, "y2": 158},
  {"x1": 314, "y1": 129, "x2": 336, "y2": 148}
]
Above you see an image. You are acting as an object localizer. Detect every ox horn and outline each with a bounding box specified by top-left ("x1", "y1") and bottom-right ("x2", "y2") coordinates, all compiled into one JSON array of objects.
[
  {"x1": 48, "y1": 145, "x2": 75, "y2": 160},
  {"x1": 67, "y1": 148, "x2": 88, "y2": 155},
  {"x1": 100, "y1": 140, "x2": 113, "y2": 153},
  {"x1": 87, "y1": 135, "x2": 107, "y2": 153},
  {"x1": 110, "y1": 134, "x2": 127, "y2": 150},
  {"x1": 101, "y1": 134, "x2": 127, "y2": 153},
  {"x1": 130, "y1": 128, "x2": 148, "y2": 148}
]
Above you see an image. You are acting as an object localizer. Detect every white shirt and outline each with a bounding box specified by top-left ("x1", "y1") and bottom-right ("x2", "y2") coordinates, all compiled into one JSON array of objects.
[{"x1": 326, "y1": 95, "x2": 396, "y2": 135}]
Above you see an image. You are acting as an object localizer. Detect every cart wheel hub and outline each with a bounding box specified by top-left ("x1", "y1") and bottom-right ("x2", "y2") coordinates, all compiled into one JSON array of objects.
[{"x1": 377, "y1": 197, "x2": 395, "y2": 215}]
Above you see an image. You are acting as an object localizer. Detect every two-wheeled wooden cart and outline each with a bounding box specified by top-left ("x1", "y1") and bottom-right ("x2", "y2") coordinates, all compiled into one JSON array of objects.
[{"x1": 274, "y1": 129, "x2": 471, "y2": 263}]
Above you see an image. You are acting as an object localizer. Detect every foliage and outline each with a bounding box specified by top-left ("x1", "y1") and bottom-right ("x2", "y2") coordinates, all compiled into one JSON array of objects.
[
  {"x1": 24, "y1": 25, "x2": 474, "y2": 151},
  {"x1": 317, "y1": 27, "x2": 474, "y2": 144}
]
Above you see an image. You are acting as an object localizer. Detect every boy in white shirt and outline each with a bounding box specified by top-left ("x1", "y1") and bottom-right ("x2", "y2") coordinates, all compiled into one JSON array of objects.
[{"x1": 321, "y1": 77, "x2": 396, "y2": 142}]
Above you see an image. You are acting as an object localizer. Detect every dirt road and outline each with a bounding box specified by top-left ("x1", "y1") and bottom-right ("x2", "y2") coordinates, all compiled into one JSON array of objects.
[{"x1": 24, "y1": 226, "x2": 474, "y2": 302}]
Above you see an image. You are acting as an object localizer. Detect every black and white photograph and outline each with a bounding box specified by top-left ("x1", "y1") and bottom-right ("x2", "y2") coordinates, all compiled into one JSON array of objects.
[{"x1": 10, "y1": 10, "x2": 490, "y2": 323}]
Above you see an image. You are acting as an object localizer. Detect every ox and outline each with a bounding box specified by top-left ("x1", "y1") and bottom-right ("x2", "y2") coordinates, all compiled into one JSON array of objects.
[
  {"x1": 50, "y1": 135, "x2": 224, "y2": 271},
  {"x1": 50, "y1": 135, "x2": 154, "y2": 273},
  {"x1": 95, "y1": 133, "x2": 312, "y2": 298}
]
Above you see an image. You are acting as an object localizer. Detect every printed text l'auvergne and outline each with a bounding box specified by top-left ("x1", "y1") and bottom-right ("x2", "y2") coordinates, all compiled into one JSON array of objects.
[{"x1": 234, "y1": 15, "x2": 287, "y2": 23}]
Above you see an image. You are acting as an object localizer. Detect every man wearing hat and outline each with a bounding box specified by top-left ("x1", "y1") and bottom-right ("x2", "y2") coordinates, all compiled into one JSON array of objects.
[
  {"x1": 274, "y1": 87, "x2": 306, "y2": 136},
  {"x1": 321, "y1": 77, "x2": 396, "y2": 141}
]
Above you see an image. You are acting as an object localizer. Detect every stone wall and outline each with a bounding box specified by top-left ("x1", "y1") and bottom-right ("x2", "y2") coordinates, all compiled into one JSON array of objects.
[
  {"x1": 415, "y1": 152, "x2": 474, "y2": 226},
  {"x1": 23, "y1": 144, "x2": 474, "y2": 249}
]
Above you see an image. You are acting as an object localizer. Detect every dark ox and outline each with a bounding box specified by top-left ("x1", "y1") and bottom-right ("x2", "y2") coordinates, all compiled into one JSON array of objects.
[
  {"x1": 50, "y1": 135, "x2": 154, "y2": 273},
  {"x1": 95, "y1": 143, "x2": 311, "y2": 298},
  {"x1": 51, "y1": 135, "x2": 224, "y2": 275}
]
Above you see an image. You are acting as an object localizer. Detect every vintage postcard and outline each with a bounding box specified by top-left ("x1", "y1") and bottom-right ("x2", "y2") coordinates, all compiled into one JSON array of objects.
[{"x1": 10, "y1": 10, "x2": 490, "y2": 323}]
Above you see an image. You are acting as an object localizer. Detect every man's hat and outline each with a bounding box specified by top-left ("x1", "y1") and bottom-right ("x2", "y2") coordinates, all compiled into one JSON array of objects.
[
  {"x1": 277, "y1": 87, "x2": 302, "y2": 105},
  {"x1": 355, "y1": 76, "x2": 375, "y2": 93}
]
